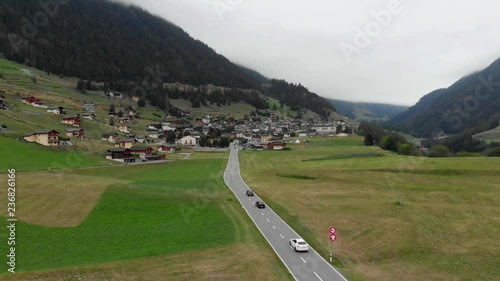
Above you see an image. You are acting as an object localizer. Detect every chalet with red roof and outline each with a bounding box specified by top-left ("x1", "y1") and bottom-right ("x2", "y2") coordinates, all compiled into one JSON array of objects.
[
  {"x1": 66, "y1": 128, "x2": 85, "y2": 138},
  {"x1": 158, "y1": 145, "x2": 176, "y2": 153},
  {"x1": 105, "y1": 148, "x2": 135, "y2": 163},
  {"x1": 62, "y1": 115, "x2": 81, "y2": 127},
  {"x1": 21, "y1": 96, "x2": 44, "y2": 107}
]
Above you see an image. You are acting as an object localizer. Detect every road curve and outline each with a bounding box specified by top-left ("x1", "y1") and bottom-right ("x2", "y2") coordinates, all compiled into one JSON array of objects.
[{"x1": 223, "y1": 144, "x2": 348, "y2": 281}]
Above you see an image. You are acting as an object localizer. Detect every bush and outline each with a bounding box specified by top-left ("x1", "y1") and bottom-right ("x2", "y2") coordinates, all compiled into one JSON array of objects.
[
  {"x1": 380, "y1": 135, "x2": 398, "y2": 152},
  {"x1": 488, "y1": 148, "x2": 500, "y2": 157},
  {"x1": 429, "y1": 144, "x2": 451, "y2": 157},
  {"x1": 398, "y1": 144, "x2": 420, "y2": 156},
  {"x1": 457, "y1": 152, "x2": 483, "y2": 157},
  {"x1": 1, "y1": 124, "x2": 7, "y2": 129}
]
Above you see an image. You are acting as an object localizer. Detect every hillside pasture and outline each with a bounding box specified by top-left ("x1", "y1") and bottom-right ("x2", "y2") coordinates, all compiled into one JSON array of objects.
[
  {"x1": 239, "y1": 137, "x2": 500, "y2": 281},
  {"x1": 473, "y1": 125, "x2": 500, "y2": 143},
  {"x1": 0, "y1": 137, "x2": 110, "y2": 171}
]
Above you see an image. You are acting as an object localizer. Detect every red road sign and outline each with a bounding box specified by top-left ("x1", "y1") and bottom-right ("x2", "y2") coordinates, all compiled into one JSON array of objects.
[
  {"x1": 329, "y1": 226, "x2": 336, "y2": 234},
  {"x1": 330, "y1": 234, "x2": 337, "y2": 242}
]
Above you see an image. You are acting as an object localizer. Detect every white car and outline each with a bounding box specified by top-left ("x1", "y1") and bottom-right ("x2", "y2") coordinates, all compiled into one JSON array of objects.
[{"x1": 289, "y1": 238, "x2": 309, "y2": 252}]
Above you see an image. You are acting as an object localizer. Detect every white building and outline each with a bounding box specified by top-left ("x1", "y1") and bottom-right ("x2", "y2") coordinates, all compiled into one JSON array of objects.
[{"x1": 177, "y1": 136, "x2": 197, "y2": 146}]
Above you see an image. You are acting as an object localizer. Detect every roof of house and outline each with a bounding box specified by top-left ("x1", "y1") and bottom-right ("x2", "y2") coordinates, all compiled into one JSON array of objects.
[
  {"x1": 23, "y1": 129, "x2": 60, "y2": 136},
  {"x1": 116, "y1": 138, "x2": 137, "y2": 142},
  {"x1": 101, "y1": 132, "x2": 118, "y2": 137},
  {"x1": 66, "y1": 128, "x2": 83, "y2": 132},
  {"x1": 107, "y1": 148, "x2": 130, "y2": 152},
  {"x1": 129, "y1": 146, "x2": 152, "y2": 151}
]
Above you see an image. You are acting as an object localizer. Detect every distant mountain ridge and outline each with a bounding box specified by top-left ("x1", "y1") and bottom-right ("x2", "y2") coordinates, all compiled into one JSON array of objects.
[
  {"x1": 0, "y1": 0, "x2": 336, "y2": 117},
  {"x1": 387, "y1": 58, "x2": 500, "y2": 137},
  {"x1": 237, "y1": 65, "x2": 270, "y2": 84},
  {"x1": 0, "y1": 0, "x2": 260, "y2": 88},
  {"x1": 330, "y1": 99, "x2": 408, "y2": 121}
]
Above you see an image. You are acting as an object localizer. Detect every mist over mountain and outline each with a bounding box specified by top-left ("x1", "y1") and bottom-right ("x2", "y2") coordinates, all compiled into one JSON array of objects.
[
  {"x1": 0, "y1": 0, "x2": 336, "y2": 117},
  {"x1": 330, "y1": 99, "x2": 408, "y2": 121},
  {"x1": 0, "y1": 0, "x2": 260, "y2": 88},
  {"x1": 388, "y1": 58, "x2": 500, "y2": 138}
]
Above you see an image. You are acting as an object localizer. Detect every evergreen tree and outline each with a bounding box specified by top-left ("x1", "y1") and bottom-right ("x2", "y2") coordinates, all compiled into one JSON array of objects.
[
  {"x1": 364, "y1": 134, "x2": 374, "y2": 146},
  {"x1": 109, "y1": 104, "x2": 116, "y2": 115}
]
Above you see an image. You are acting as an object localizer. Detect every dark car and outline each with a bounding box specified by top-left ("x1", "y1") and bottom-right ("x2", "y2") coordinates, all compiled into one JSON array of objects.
[
  {"x1": 246, "y1": 190, "x2": 254, "y2": 196},
  {"x1": 255, "y1": 201, "x2": 265, "y2": 209}
]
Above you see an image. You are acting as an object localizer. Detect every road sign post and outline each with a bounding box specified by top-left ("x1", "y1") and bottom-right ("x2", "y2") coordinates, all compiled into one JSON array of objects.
[
  {"x1": 329, "y1": 226, "x2": 337, "y2": 264},
  {"x1": 329, "y1": 226, "x2": 336, "y2": 235},
  {"x1": 330, "y1": 234, "x2": 337, "y2": 241}
]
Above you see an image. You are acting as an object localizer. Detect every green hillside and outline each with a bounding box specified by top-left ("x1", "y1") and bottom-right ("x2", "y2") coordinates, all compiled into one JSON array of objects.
[{"x1": 387, "y1": 59, "x2": 500, "y2": 137}]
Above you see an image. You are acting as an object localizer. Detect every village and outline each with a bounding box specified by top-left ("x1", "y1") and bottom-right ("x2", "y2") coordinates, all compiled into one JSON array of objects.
[{"x1": 11, "y1": 93, "x2": 355, "y2": 164}]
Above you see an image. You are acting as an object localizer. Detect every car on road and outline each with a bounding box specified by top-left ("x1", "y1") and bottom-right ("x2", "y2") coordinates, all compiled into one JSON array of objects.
[
  {"x1": 255, "y1": 201, "x2": 265, "y2": 208},
  {"x1": 289, "y1": 238, "x2": 309, "y2": 252},
  {"x1": 246, "y1": 190, "x2": 254, "y2": 196}
]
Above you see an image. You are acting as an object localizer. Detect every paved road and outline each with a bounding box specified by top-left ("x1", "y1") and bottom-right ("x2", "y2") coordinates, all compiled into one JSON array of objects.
[{"x1": 223, "y1": 144, "x2": 348, "y2": 281}]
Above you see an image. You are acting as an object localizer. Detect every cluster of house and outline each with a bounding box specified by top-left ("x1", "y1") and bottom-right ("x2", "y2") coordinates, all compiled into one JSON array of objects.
[
  {"x1": 22, "y1": 113, "x2": 85, "y2": 146},
  {"x1": 144, "y1": 121, "x2": 179, "y2": 139},
  {"x1": 46, "y1": 103, "x2": 96, "y2": 121},
  {"x1": 105, "y1": 146, "x2": 166, "y2": 163},
  {"x1": 100, "y1": 131, "x2": 175, "y2": 163},
  {"x1": 20, "y1": 94, "x2": 97, "y2": 121},
  {"x1": 139, "y1": 115, "x2": 353, "y2": 149},
  {"x1": 18, "y1": 92, "x2": 355, "y2": 161},
  {"x1": 234, "y1": 119, "x2": 350, "y2": 141},
  {"x1": 109, "y1": 108, "x2": 138, "y2": 124}
]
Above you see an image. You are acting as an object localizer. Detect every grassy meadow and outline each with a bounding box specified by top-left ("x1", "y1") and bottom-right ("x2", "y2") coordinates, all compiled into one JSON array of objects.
[
  {"x1": 0, "y1": 159, "x2": 291, "y2": 280},
  {"x1": 0, "y1": 137, "x2": 110, "y2": 171},
  {"x1": 239, "y1": 136, "x2": 500, "y2": 281}
]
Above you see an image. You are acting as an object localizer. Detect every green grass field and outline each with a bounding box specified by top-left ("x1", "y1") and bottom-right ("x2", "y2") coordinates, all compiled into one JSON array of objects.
[
  {"x1": 0, "y1": 159, "x2": 291, "y2": 280},
  {"x1": 0, "y1": 137, "x2": 110, "y2": 171},
  {"x1": 239, "y1": 136, "x2": 500, "y2": 281},
  {"x1": 6, "y1": 160, "x2": 233, "y2": 271},
  {"x1": 189, "y1": 151, "x2": 229, "y2": 159}
]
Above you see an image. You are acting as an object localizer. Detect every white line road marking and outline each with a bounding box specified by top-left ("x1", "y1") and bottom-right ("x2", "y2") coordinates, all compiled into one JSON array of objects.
[
  {"x1": 300, "y1": 257, "x2": 306, "y2": 263},
  {"x1": 225, "y1": 148, "x2": 349, "y2": 281},
  {"x1": 261, "y1": 212, "x2": 264, "y2": 216},
  {"x1": 272, "y1": 225, "x2": 276, "y2": 229},
  {"x1": 266, "y1": 219, "x2": 270, "y2": 222}
]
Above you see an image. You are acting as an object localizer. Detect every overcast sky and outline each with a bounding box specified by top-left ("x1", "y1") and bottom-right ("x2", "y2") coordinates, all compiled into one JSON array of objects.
[{"x1": 116, "y1": 0, "x2": 499, "y2": 105}]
